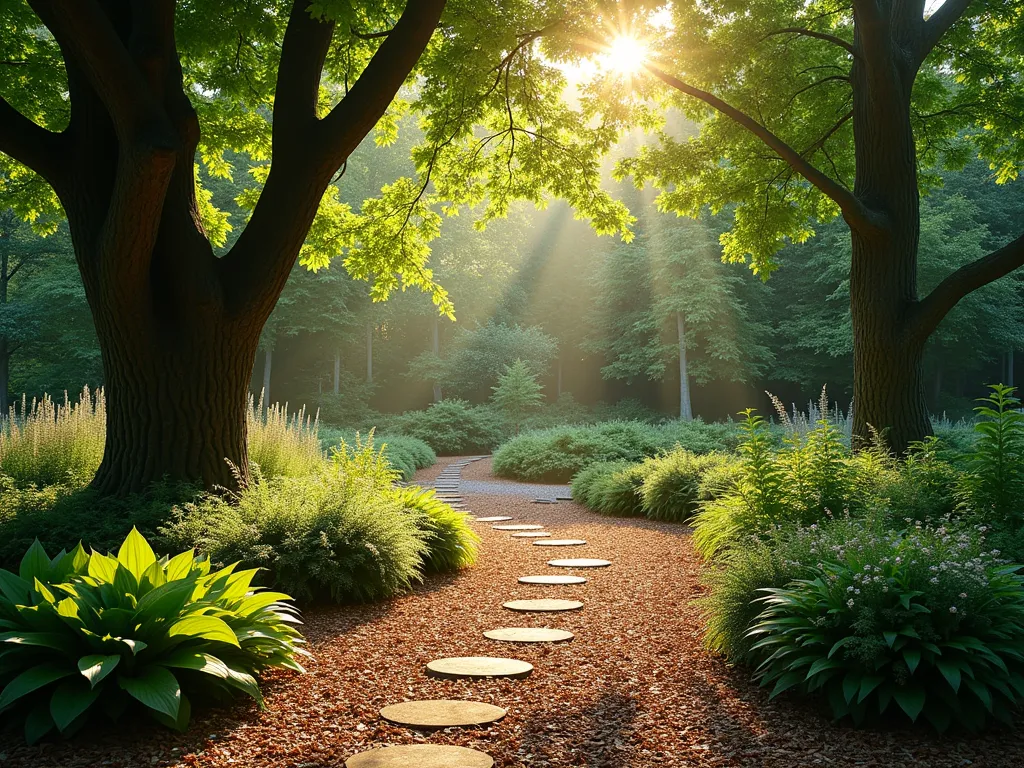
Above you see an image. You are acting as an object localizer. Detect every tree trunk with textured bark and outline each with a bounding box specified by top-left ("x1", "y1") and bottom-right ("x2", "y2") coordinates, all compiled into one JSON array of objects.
[
  {"x1": 0, "y1": 0, "x2": 447, "y2": 494},
  {"x1": 677, "y1": 311, "x2": 692, "y2": 421}
]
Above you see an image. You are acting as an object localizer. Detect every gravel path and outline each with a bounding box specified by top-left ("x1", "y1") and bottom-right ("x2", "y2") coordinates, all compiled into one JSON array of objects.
[{"x1": 7, "y1": 459, "x2": 1024, "y2": 767}]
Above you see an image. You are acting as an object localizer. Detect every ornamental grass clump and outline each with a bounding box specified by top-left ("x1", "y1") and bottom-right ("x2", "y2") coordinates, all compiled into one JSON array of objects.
[
  {"x1": 0, "y1": 388, "x2": 105, "y2": 488},
  {"x1": 0, "y1": 529, "x2": 306, "y2": 744},
  {"x1": 640, "y1": 449, "x2": 737, "y2": 522},
  {"x1": 395, "y1": 487, "x2": 479, "y2": 573},
  {"x1": 246, "y1": 392, "x2": 324, "y2": 479},
  {"x1": 746, "y1": 518, "x2": 1024, "y2": 732}
]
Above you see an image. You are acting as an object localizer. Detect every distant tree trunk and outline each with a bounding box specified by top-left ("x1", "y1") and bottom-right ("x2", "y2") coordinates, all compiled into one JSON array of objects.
[
  {"x1": 1008, "y1": 349, "x2": 1015, "y2": 387},
  {"x1": 262, "y1": 348, "x2": 273, "y2": 407},
  {"x1": 0, "y1": 338, "x2": 8, "y2": 417},
  {"x1": 677, "y1": 311, "x2": 693, "y2": 420},
  {"x1": 431, "y1": 316, "x2": 442, "y2": 402},
  {"x1": 366, "y1": 322, "x2": 373, "y2": 384},
  {"x1": 557, "y1": 357, "x2": 563, "y2": 398},
  {"x1": 333, "y1": 350, "x2": 341, "y2": 395}
]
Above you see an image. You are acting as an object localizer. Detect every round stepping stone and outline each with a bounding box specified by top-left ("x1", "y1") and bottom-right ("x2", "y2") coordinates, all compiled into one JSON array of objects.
[
  {"x1": 484, "y1": 627, "x2": 574, "y2": 643},
  {"x1": 533, "y1": 539, "x2": 587, "y2": 547},
  {"x1": 502, "y1": 598, "x2": 583, "y2": 612},
  {"x1": 492, "y1": 524, "x2": 544, "y2": 531},
  {"x1": 425, "y1": 657, "x2": 532, "y2": 680},
  {"x1": 379, "y1": 700, "x2": 506, "y2": 729},
  {"x1": 347, "y1": 744, "x2": 493, "y2": 768},
  {"x1": 518, "y1": 575, "x2": 587, "y2": 585},
  {"x1": 474, "y1": 516, "x2": 513, "y2": 522},
  {"x1": 548, "y1": 558, "x2": 611, "y2": 568},
  {"x1": 511, "y1": 531, "x2": 551, "y2": 538}
]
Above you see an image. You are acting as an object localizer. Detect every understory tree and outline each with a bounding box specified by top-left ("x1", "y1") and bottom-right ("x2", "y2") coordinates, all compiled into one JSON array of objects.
[
  {"x1": 617, "y1": 0, "x2": 1024, "y2": 451},
  {"x1": 491, "y1": 358, "x2": 544, "y2": 434},
  {"x1": 0, "y1": 0, "x2": 634, "y2": 492}
]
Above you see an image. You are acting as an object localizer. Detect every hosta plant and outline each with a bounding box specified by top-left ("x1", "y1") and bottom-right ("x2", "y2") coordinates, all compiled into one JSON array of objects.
[
  {"x1": 746, "y1": 520, "x2": 1024, "y2": 732},
  {"x1": 0, "y1": 529, "x2": 306, "y2": 744}
]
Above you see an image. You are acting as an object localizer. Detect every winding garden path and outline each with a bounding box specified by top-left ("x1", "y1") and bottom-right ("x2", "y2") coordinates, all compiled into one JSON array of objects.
[{"x1": 10, "y1": 457, "x2": 1024, "y2": 767}]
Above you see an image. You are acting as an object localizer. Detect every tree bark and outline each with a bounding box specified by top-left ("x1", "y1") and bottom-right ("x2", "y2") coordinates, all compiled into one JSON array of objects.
[
  {"x1": 431, "y1": 315, "x2": 442, "y2": 402},
  {"x1": 262, "y1": 348, "x2": 273, "y2": 407},
  {"x1": 366, "y1": 321, "x2": 373, "y2": 384},
  {"x1": 92, "y1": 316, "x2": 260, "y2": 494},
  {"x1": 677, "y1": 312, "x2": 693, "y2": 420},
  {"x1": 1008, "y1": 349, "x2": 1015, "y2": 388},
  {"x1": 0, "y1": 241, "x2": 9, "y2": 415}
]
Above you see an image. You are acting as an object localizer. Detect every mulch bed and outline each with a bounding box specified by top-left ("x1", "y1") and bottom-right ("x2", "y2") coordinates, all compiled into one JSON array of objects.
[{"x1": 5, "y1": 458, "x2": 1024, "y2": 767}]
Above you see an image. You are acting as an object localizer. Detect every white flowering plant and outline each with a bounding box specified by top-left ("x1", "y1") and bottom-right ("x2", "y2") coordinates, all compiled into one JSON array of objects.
[{"x1": 746, "y1": 518, "x2": 1024, "y2": 732}]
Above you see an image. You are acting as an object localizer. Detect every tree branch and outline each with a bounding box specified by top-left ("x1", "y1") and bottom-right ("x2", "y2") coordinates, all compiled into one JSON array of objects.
[
  {"x1": 916, "y1": 0, "x2": 973, "y2": 67},
  {"x1": 909, "y1": 231, "x2": 1024, "y2": 343},
  {"x1": 351, "y1": 26, "x2": 392, "y2": 40},
  {"x1": 28, "y1": 0, "x2": 177, "y2": 151},
  {"x1": 642, "y1": 62, "x2": 884, "y2": 235},
  {"x1": 0, "y1": 95, "x2": 67, "y2": 183},
  {"x1": 760, "y1": 27, "x2": 856, "y2": 56},
  {"x1": 222, "y1": 0, "x2": 447, "y2": 320}
]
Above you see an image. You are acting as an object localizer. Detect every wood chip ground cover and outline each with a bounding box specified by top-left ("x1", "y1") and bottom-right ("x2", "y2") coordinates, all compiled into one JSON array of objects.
[{"x1": 5, "y1": 457, "x2": 1024, "y2": 766}]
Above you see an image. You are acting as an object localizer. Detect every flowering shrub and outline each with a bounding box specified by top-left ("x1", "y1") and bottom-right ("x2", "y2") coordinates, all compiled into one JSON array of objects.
[{"x1": 747, "y1": 518, "x2": 1024, "y2": 731}]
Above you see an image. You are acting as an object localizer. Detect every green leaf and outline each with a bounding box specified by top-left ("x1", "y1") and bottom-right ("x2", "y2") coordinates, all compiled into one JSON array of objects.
[
  {"x1": 87, "y1": 552, "x2": 117, "y2": 583},
  {"x1": 19, "y1": 540, "x2": 51, "y2": 583},
  {"x1": 0, "y1": 663, "x2": 73, "y2": 710},
  {"x1": 892, "y1": 685, "x2": 926, "y2": 721},
  {"x1": 160, "y1": 651, "x2": 229, "y2": 679},
  {"x1": 857, "y1": 675, "x2": 885, "y2": 704},
  {"x1": 78, "y1": 654, "x2": 120, "y2": 688},
  {"x1": 33, "y1": 578, "x2": 56, "y2": 604},
  {"x1": 50, "y1": 678, "x2": 100, "y2": 732},
  {"x1": 117, "y1": 528, "x2": 157, "y2": 581},
  {"x1": 936, "y1": 659, "x2": 961, "y2": 692},
  {"x1": 903, "y1": 648, "x2": 921, "y2": 675},
  {"x1": 883, "y1": 631, "x2": 897, "y2": 648},
  {"x1": 842, "y1": 672, "x2": 861, "y2": 704},
  {"x1": 965, "y1": 677, "x2": 993, "y2": 713},
  {"x1": 165, "y1": 550, "x2": 195, "y2": 581},
  {"x1": 0, "y1": 569, "x2": 31, "y2": 604},
  {"x1": 24, "y1": 702, "x2": 54, "y2": 745},
  {"x1": 151, "y1": 691, "x2": 192, "y2": 732},
  {"x1": 118, "y1": 666, "x2": 181, "y2": 720},
  {"x1": 167, "y1": 615, "x2": 239, "y2": 647}
]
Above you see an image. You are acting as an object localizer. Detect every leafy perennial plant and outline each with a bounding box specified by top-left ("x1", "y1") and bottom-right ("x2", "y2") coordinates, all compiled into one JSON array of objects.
[
  {"x1": 747, "y1": 520, "x2": 1024, "y2": 731},
  {"x1": 0, "y1": 529, "x2": 306, "y2": 743}
]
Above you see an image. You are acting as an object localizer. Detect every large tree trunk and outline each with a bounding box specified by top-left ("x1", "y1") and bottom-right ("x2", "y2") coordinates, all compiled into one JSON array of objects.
[
  {"x1": 93, "y1": 322, "x2": 258, "y2": 494},
  {"x1": 847, "y1": 25, "x2": 930, "y2": 454},
  {"x1": 262, "y1": 348, "x2": 273, "y2": 406},
  {"x1": 677, "y1": 311, "x2": 692, "y2": 420}
]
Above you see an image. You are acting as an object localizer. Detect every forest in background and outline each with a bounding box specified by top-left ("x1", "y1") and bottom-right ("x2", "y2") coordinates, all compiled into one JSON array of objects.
[{"x1": 3, "y1": 115, "x2": 1023, "y2": 424}]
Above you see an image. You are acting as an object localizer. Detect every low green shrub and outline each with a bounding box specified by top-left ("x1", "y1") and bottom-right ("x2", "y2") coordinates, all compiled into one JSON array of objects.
[
  {"x1": 570, "y1": 460, "x2": 647, "y2": 517},
  {"x1": 0, "y1": 388, "x2": 105, "y2": 488},
  {"x1": 494, "y1": 419, "x2": 740, "y2": 483},
  {"x1": 0, "y1": 529, "x2": 306, "y2": 743},
  {"x1": 392, "y1": 399, "x2": 506, "y2": 455},
  {"x1": 522, "y1": 393, "x2": 592, "y2": 430},
  {"x1": 746, "y1": 518, "x2": 1024, "y2": 732},
  {"x1": 162, "y1": 467, "x2": 428, "y2": 603},
  {"x1": 641, "y1": 450, "x2": 737, "y2": 522},
  {"x1": 395, "y1": 487, "x2": 479, "y2": 572},
  {"x1": 319, "y1": 428, "x2": 435, "y2": 480},
  {"x1": 0, "y1": 479, "x2": 200, "y2": 569}
]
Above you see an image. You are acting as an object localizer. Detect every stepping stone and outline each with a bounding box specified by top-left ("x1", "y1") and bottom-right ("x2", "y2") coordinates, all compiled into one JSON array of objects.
[
  {"x1": 548, "y1": 558, "x2": 611, "y2": 568},
  {"x1": 533, "y1": 539, "x2": 587, "y2": 547},
  {"x1": 493, "y1": 524, "x2": 544, "y2": 531},
  {"x1": 379, "y1": 700, "x2": 506, "y2": 729},
  {"x1": 474, "y1": 516, "x2": 513, "y2": 522},
  {"x1": 346, "y1": 744, "x2": 493, "y2": 768},
  {"x1": 484, "y1": 627, "x2": 574, "y2": 643},
  {"x1": 532, "y1": 498, "x2": 558, "y2": 504},
  {"x1": 503, "y1": 598, "x2": 584, "y2": 612},
  {"x1": 518, "y1": 575, "x2": 587, "y2": 585},
  {"x1": 511, "y1": 531, "x2": 551, "y2": 538},
  {"x1": 556, "y1": 495, "x2": 573, "y2": 501},
  {"x1": 425, "y1": 657, "x2": 532, "y2": 680}
]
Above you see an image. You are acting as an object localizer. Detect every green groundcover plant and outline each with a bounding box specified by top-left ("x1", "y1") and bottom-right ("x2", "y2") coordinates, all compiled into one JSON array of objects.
[
  {"x1": 395, "y1": 487, "x2": 480, "y2": 573},
  {"x1": 746, "y1": 519, "x2": 1024, "y2": 732},
  {"x1": 0, "y1": 529, "x2": 306, "y2": 744},
  {"x1": 570, "y1": 460, "x2": 647, "y2": 517}
]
